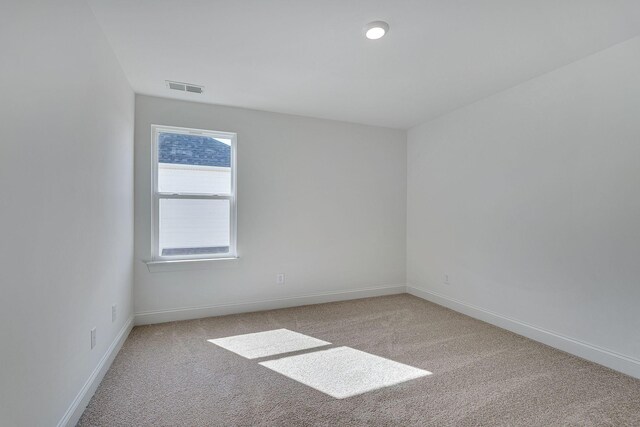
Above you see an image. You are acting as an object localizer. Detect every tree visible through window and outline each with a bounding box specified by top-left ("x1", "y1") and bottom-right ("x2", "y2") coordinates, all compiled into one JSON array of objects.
[{"x1": 152, "y1": 125, "x2": 237, "y2": 260}]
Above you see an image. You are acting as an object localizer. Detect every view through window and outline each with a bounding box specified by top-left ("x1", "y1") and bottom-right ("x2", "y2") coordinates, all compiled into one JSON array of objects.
[{"x1": 152, "y1": 125, "x2": 236, "y2": 260}]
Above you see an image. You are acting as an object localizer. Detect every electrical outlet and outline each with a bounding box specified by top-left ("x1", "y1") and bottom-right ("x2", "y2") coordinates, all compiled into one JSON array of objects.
[
  {"x1": 276, "y1": 273, "x2": 285, "y2": 285},
  {"x1": 90, "y1": 327, "x2": 97, "y2": 350},
  {"x1": 443, "y1": 274, "x2": 450, "y2": 285},
  {"x1": 112, "y1": 304, "x2": 117, "y2": 322}
]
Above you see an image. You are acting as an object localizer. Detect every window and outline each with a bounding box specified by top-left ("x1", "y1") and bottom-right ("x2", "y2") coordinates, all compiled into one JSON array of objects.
[{"x1": 152, "y1": 125, "x2": 237, "y2": 261}]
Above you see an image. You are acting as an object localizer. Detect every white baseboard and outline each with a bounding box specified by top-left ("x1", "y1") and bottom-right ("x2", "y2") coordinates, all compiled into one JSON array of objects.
[
  {"x1": 407, "y1": 285, "x2": 640, "y2": 379},
  {"x1": 57, "y1": 315, "x2": 134, "y2": 427},
  {"x1": 135, "y1": 284, "x2": 406, "y2": 325}
]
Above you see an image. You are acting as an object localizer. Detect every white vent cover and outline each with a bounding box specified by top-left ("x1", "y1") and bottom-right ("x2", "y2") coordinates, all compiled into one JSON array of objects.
[{"x1": 166, "y1": 80, "x2": 204, "y2": 94}]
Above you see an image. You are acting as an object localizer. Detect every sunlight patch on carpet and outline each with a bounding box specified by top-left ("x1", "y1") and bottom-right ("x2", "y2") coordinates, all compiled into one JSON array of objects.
[
  {"x1": 259, "y1": 346, "x2": 431, "y2": 398},
  {"x1": 208, "y1": 329, "x2": 330, "y2": 359}
]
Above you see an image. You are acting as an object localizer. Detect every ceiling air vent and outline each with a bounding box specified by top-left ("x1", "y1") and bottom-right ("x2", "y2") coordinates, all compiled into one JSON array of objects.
[{"x1": 166, "y1": 80, "x2": 204, "y2": 94}]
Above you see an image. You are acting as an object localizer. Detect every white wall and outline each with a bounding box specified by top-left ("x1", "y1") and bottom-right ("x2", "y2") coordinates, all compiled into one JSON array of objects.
[
  {"x1": 408, "y1": 37, "x2": 640, "y2": 366},
  {"x1": 0, "y1": 1, "x2": 134, "y2": 425},
  {"x1": 158, "y1": 165, "x2": 231, "y2": 252},
  {"x1": 158, "y1": 164, "x2": 231, "y2": 195},
  {"x1": 135, "y1": 95, "x2": 406, "y2": 320}
]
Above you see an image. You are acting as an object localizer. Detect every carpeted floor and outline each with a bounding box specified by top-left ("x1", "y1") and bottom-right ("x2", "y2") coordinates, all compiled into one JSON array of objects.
[{"x1": 78, "y1": 294, "x2": 640, "y2": 426}]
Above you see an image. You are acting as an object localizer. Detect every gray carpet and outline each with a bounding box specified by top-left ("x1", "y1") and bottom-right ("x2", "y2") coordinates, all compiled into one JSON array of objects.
[{"x1": 78, "y1": 294, "x2": 640, "y2": 426}]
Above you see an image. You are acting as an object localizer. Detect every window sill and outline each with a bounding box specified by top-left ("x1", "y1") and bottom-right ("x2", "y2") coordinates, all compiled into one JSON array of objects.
[{"x1": 145, "y1": 257, "x2": 239, "y2": 273}]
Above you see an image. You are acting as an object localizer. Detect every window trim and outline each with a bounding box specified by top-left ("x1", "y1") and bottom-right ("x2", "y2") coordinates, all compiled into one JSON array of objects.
[{"x1": 150, "y1": 124, "x2": 237, "y2": 262}]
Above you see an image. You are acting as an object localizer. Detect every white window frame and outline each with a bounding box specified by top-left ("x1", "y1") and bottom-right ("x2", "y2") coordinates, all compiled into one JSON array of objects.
[{"x1": 151, "y1": 124, "x2": 237, "y2": 261}]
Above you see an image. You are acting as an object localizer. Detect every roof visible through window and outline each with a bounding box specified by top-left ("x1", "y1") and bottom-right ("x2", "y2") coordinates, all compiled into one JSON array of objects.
[{"x1": 158, "y1": 133, "x2": 231, "y2": 167}]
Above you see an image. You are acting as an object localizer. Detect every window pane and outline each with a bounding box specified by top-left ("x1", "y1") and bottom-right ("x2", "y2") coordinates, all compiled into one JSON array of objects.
[
  {"x1": 159, "y1": 199, "x2": 230, "y2": 256},
  {"x1": 158, "y1": 132, "x2": 231, "y2": 194}
]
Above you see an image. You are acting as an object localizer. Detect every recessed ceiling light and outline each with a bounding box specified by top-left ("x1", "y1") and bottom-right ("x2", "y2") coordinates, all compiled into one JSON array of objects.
[{"x1": 364, "y1": 21, "x2": 389, "y2": 40}]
